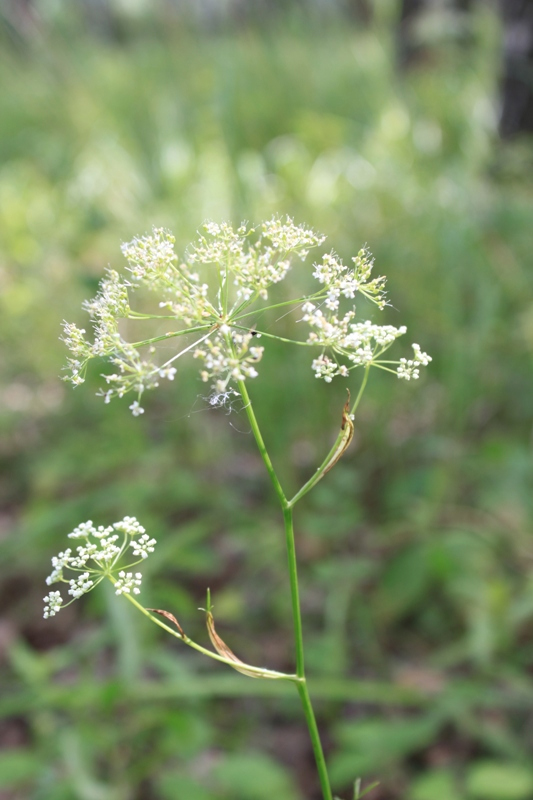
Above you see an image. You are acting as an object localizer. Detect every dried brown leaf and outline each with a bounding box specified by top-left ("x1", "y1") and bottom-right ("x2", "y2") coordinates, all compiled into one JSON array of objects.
[
  {"x1": 205, "y1": 610, "x2": 261, "y2": 678},
  {"x1": 147, "y1": 608, "x2": 185, "y2": 638},
  {"x1": 323, "y1": 390, "x2": 354, "y2": 476}
]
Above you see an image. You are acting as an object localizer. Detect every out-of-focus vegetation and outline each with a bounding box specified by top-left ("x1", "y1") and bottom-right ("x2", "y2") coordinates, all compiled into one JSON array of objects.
[{"x1": 2, "y1": 1, "x2": 533, "y2": 798}]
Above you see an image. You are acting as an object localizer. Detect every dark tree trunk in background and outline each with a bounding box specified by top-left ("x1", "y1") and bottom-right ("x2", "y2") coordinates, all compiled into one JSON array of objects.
[
  {"x1": 346, "y1": 0, "x2": 373, "y2": 25},
  {"x1": 3, "y1": 0, "x2": 38, "y2": 39},
  {"x1": 397, "y1": 0, "x2": 533, "y2": 138},
  {"x1": 398, "y1": 0, "x2": 473, "y2": 68},
  {"x1": 398, "y1": 0, "x2": 426, "y2": 67},
  {"x1": 498, "y1": 0, "x2": 533, "y2": 137}
]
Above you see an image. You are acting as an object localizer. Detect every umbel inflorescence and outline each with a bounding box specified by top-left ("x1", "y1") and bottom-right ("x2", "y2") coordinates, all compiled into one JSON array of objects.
[
  {"x1": 62, "y1": 218, "x2": 431, "y2": 416},
  {"x1": 43, "y1": 516, "x2": 155, "y2": 618}
]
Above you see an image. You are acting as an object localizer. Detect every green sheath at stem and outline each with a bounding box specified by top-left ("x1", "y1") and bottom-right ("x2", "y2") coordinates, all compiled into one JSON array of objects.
[{"x1": 288, "y1": 365, "x2": 370, "y2": 507}]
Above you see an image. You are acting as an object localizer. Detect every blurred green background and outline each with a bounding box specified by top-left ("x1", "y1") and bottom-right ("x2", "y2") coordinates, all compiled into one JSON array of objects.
[{"x1": 1, "y1": 1, "x2": 533, "y2": 798}]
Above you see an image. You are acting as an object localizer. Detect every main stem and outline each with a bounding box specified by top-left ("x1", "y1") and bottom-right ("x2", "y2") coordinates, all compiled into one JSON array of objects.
[
  {"x1": 285, "y1": 504, "x2": 333, "y2": 800},
  {"x1": 238, "y1": 379, "x2": 333, "y2": 800}
]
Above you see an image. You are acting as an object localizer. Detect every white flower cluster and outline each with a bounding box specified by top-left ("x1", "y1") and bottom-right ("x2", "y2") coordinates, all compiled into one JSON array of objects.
[
  {"x1": 114, "y1": 571, "x2": 142, "y2": 595},
  {"x1": 194, "y1": 330, "x2": 264, "y2": 393},
  {"x1": 43, "y1": 516, "x2": 155, "y2": 618},
  {"x1": 396, "y1": 343, "x2": 432, "y2": 380},
  {"x1": 301, "y1": 254, "x2": 431, "y2": 380},
  {"x1": 68, "y1": 573, "x2": 94, "y2": 599},
  {"x1": 261, "y1": 217, "x2": 326, "y2": 260},
  {"x1": 43, "y1": 591, "x2": 63, "y2": 619},
  {"x1": 302, "y1": 301, "x2": 414, "y2": 381},
  {"x1": 312, "y1": 250, "x2": 386, "y2": 311},
  {"x1": 62, "y1": 266, "x2": 166, "y2": 410},
  {"x1": 120, "y1": 227, "x2": 178, "y2": 283},
  {"x1": 130, "y1": 533, "x2": 157, "y2": 559},
  {"x1": 62, "y1": 218, "x2": 430, "y2": 412},
  {"x1": 122, "y1": 228, "x2": 213, "y2": 325},
  {"x1": 189, "y1": 219, "x2": 325, "y2": 301},
  {"x1": 62, "y1": 218, "x2": 325, "y2": 413}
]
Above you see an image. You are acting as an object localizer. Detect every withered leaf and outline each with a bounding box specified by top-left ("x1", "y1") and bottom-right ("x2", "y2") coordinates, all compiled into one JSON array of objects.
[
  {"x1": 205, "y1": 610, "x2": 262, "y2": 678},
  {"x1": 147, "y1": 608, "x2": 185, "y2": 638},
  {"x1": 323, "y1": 390, "x2": 354, "y2": 476}
]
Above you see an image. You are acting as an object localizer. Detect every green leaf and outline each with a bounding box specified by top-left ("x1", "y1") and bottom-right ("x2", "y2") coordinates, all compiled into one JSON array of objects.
[
  {"x1": 466, "y1": 761, "x2": 533, "y2": 800},
  {"x1": 331, "y1": 715, "x2": 439, "y2": 783},
  {"x1": 214, "y1": 752, "x2": 300, "y2": 800},
  {"x1": 158, "y1": 774, "x2": 213, "y2": 800},
  {"x1": 411, "y1": 769, "x2": 461, "y2": 800},
  {"x1": 0, "y1": 750, "x2": 41, "y2": 788}
]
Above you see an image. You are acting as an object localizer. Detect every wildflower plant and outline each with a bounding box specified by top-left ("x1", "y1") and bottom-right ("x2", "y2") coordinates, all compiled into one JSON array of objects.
[{"x1": 49, "y1": 218, "x2": 431, "y2": 799}]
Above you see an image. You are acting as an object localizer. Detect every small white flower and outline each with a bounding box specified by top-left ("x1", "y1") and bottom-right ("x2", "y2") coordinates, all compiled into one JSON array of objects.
[
  {"x1": 70, "y1": 542, "x2": 98, "y2": 568},
  {"x1": 43, "y1": 591, "x2": 63, "y2": 618},
  {"x1": 92, "y1": 525, "x2": 114, "y2": 540},
  {"x1": 412, "y1": 343, "x2": 432, "y2": 366},
  {"x1": 325, "y1": 294, "x2": 340, "y2": 311},
  {"x1": 114, "y1": 571, "x2": 143, "y2": 595},
  {"x1": 311, "y1": 355, "x2": 345, "y2": 382},
  {"x1": 129, "y1": 401, "x2": 144, "y2": 417},
  {"x1": 68, "y1": 572, "x2": 94, "y2": 599},
  {"x1": 130, "y1": 533, "x2": 157, "y2": 559},
  {"x1": 159, "y1": 367, "x2": 177, "y2": 380},
  {"x1": 397, "y1": 344, "x2": 432, "y2": 380},
  {"x1": 68, "y1": 521, "x2": 97, "y2": 539},
  {"x1": 113, "y1": 516, "x2": 146, "y2": 536},
  {"x1": 95, "y1": 536, "x2": 121, "y2": 563}
]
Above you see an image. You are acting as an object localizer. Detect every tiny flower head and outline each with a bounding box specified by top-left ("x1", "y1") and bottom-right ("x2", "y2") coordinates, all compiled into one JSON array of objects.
[
  {"x1": 43, "y1": 591, "x2": 63, "y2": 619},
  {"x1": 43, "y1": 516, "x2": 155, "y2": 618},
  {"x1": 114, "y1": 571, "x2": 143, "y2": 595}
]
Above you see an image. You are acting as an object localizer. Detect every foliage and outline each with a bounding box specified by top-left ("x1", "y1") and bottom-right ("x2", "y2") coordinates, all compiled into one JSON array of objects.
[{"x1": 1, "y1": 2, "x2": 533, "y2": 799}]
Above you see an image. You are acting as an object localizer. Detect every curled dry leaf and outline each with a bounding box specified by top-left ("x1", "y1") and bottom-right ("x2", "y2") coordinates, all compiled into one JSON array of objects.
[
  {"x1": 323, "y1": 389, "x2": 355, "y2": 476},
  {"x1": 205, "y1": 609, "x2": 263, "y2": 678},
  {"x1": 147, "y1": 608, "x2": 186, "y2": 638}
]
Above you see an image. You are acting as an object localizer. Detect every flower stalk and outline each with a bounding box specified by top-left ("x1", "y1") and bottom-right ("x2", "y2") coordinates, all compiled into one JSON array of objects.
[{"x1": 47, "y1": 217, "x2": 432, "y2": 799}]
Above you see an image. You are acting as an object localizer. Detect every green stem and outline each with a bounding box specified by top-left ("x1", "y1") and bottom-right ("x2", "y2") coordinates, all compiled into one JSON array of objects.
[
  {"x1": 283, "y1": 506, "x2": 305, "y2": 678},
  {"x1": 232, "y1": 324, "x2": 311, "y2": 347},
  {"x1": 237, "y1": 379, "x2": 287, "y2": 508},
  {"x1": 285, "y1": 508, "x2": 334, "y2": 800},
  {"x1": 297, "y1": 681, "x2": 334, "y2": 800},
  {"x1": 288, "y1": 365, "x2": 370, "y2": 507},
  {"x1": 237, "y1": 380, "x2": 333, "y2": 800},
  {"x1": 233, "y1": 288, "x2": 329, "y2": 321},
  {"x1": 130, "y1": 323, "x2": 212, "y2": 348}
]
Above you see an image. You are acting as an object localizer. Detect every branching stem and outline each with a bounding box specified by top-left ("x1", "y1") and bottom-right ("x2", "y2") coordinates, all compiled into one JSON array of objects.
[
  {"x1": 118, "y1": 585, "x2": 299, "y2": 682},
  {"x1": 237, "y1": 378, "x2": 335, "y2": 800}
]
